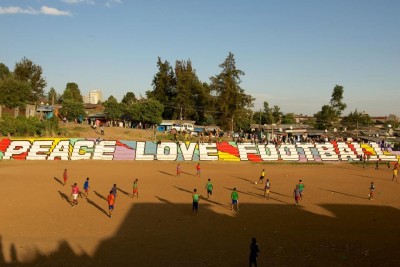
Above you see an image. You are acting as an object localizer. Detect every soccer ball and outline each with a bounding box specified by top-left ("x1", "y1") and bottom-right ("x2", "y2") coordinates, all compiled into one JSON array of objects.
[{"x1": 255, "y1": 182, "x2": 258, "y2": 184}]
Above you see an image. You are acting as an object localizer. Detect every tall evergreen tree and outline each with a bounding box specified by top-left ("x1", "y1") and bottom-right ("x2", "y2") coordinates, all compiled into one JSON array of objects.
[
  {"x1": 210, "y1": 52, "x2": 253, "y2": 130},
  {"x1": 147, "y1": 57, "x2": 176, "y2": 119},
  {"x1": 47, "y1": 87, "x2": 58, "y2": 105},
  {"x1": 173, "y1": 60, "x2": 212, "y2": 123}
]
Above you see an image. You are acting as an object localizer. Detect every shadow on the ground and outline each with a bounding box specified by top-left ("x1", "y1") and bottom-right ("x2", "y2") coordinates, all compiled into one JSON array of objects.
[
  {"x1": 319, "y1": 188, "x2": 367, "y2": 200},
  {"x1": 117, "y1": 187, "x2": 130, "y2": 197},
  {"x1": 53, "y1": 177, "x2": 63, "y2": 186},
  {"x1": 159, "y1": 170, "x2": 175, "y2": 177},
  {"x1": 57, "y1": 190, "x2": 72, "y2": 206},
  {"x1": 86, "y1": 198, "x2": 108, "y2": 216},
  {"x1": 232, "y1": 176, "x2": 254, "y2": 184},
  {"x1": 2, "y1": 203, "x2": 400, "y2": 266},
  {"x1": 93, "y1": 190, "x2": 107, "y2": 201}
]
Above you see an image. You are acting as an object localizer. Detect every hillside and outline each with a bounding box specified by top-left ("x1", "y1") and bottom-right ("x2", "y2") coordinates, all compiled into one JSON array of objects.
[{"x1": 60, "y1": 123, "x2": 197, "y2": 141}]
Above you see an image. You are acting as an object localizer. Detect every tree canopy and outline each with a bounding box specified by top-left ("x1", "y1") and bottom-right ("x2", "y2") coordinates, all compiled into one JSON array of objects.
[
  {"x1": 13, "y1": 57, "x2": 47, "y2": 102},
  {"x1": 0, "y1": 74, "x2": 31, "y2": 108}
]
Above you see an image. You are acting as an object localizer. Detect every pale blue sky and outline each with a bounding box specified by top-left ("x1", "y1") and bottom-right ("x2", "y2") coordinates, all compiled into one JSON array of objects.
[{"x1": 1, "y1": 0, "x2": 399, "y2": 116}]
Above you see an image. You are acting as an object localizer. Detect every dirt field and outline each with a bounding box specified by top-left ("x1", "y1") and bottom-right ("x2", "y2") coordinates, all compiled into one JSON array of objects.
[{"x1": 0, "y1": 161, "x2": 400, "y2": 266}]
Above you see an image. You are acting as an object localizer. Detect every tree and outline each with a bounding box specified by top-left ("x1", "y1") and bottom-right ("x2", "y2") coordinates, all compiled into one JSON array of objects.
[
  {"x1": 263, "y1": 101, "x2": 274, "y2": 124},
  {"x1": 147, "y1": 57, "x2": 176, "y2": 119},
  {"x1": 13, "y1": 57, "x2": 47, "y2": 102},
  {"x1": 59, "y1": 100, "x2": 85, "y2": 121},
  {"x1": 210, "y1": 52, "x2": 253, "y2": 130},
  {"x1": 342, "y1": 110, "x2": 372, "y2": 130},
  {"x1": 47, "y1": 87, "x2": 58, "y2": 105},
  {"x1": 314, "y1": 105, "x2": 336, "y2": 130},
  {"x1": 140, "y1": 98, "x2": 164, "y2": 124},
  {"x1": 125, "y1": 98, "x2": 164, "y2": 125},
  {"x1": 281, "y1": 113, "x2": 295, "y2": 124},
  {"x1": 0, "y1": 63, "x2": 10, "y2": 78},
  {"x1": 271, "y1": 105, "x2": 283, "y2": 124},
  {"x1": 173, "y1": 60, "x2": 212, "y2": 124},
  {"x1": 121, "y1": 92, "x2": 137, "y2": 106},
  {"x1": 103, "y1": 95, "x2": 124, "y2": 121},
  {"x1": 330, "y1": 85, "x2": 347, "y2": 117},
  {"x1": 61, "y1": 83, "x2": 83, "y2": 103},
  {"x1": 59, "y1": 83, "x2": 85, "y2": 121},
  {"x1": 0, "y1": 74, "x2": 31, "y2": 108},
  {"x1": 314, "y1": 85, "x2": 347, "y2": 129}
]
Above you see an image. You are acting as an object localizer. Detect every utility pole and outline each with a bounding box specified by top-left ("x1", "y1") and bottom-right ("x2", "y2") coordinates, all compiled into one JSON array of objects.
[{"x1": 356, "y1": 120, "x2": 358, "y2": 140}]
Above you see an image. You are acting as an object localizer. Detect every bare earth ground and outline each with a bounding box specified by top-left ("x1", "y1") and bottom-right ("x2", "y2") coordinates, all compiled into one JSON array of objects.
[{"x1": 1, "y1": 160, "x2": 400, "y2": 267}]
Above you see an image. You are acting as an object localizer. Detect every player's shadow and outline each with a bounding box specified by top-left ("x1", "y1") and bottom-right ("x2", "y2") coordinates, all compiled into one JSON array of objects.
[
  {"x1": 255, "y1": 187, "x2": 290, "y2": 198},
  {"x1": 232, "y1": 176, "x2": 254, "y2": 184},
  {"x1": 58, "y1": 191, "x2": 72, "y2": 206},
  {"x1": 173, "y1": 186, "x2": 193, "y2": 194},
  {"x1": 94, "y1": 190, "x2": 107, "y2": 201},
  {"x1": 352, "y1": 174, "x2": 388, "y2": 181},
  {"x1": 223, "y1": 186, "x2": 261, "y2": 198},
  {"x1": 155, "y1": 195, "x2": 174, "y2": 205},
  {"x1": 117, "y1": 187, "x2": 130, "y2": 197},
  {"x1": 181, "y1": 171, "x2": 195, "y2": 176},
  {"x1": 159, "y1": 170, "x2": 175, "y2": 177},
  {"x1": 53, "y1": 177, "x2": 63, "y2": 186},
  {"x1": 319, "y1": 188, "x2": 367, "y2": 200},
  {"x1": 86, "y1": 198, "x2": 108, "y2": 216},
  {"x1": 173, "y1": 186, "x2": 228, "y2": 209}
]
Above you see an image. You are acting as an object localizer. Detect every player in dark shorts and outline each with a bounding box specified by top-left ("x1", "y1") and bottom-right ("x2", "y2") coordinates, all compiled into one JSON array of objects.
[
  {"x1": 132, "y1": 179, "x2": 138, "y2": 198},
  {"x1": 249, "y1": 237, "x2": 260, "y2": 267},
  {"x1": 83, "y1": 177, "x2": 90, "y2": 198},
  {"x1": 257, "y1": 169, "x2": 265, "y2": 184},
  {"x1": 192, "y1": 189, "x2": 200, "y2": 216},
  {"x1": 107, "y1": 190, "x2": 115, "y2": 218},
  {"x1": 205, "y1": 179, "x2": 213, "y2": 199},
  {"x1": 111, "y1": 184, "x2": 117, "y2": 202},
  {"x1": 369, "y1": 182, "x2": 375, "y2": 200},
  {"x1": 231, "y1": 188, "x2": 239, "y2": 211},
  {"x1": 294, "y1": 185, "x2": 301, "y2": 205}
]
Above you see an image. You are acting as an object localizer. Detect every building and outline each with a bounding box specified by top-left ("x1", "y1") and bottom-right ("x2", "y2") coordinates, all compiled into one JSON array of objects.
[{"x1": 84, "y1": 90, "x2": 103, "y2": 104}]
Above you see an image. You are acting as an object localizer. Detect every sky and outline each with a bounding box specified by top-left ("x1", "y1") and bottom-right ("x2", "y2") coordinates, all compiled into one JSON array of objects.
[{"x1": 0, "y1": 0, "x2": 399, "y2": 116}]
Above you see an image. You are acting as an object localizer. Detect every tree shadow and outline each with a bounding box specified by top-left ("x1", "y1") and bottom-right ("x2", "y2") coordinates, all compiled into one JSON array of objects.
[
  {"x1": 86, "y1": 198, "x2": 108, "y2": 216},
  {"x1": 94, "y1": 190, "x2": 107, "y2": 201},
  {"x1": 58, "y1": 191, "x2": 72, "y2": 206},
  {"x1": 53, "y1": 177, "x2": 63, "y2": 186},
  {"x1": 2, "y1": 204, "x2": 400, "y2": 266}
]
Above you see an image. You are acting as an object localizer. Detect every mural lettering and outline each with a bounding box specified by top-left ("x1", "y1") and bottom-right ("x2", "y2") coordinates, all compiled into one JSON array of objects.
[{"x1": 0, "y1": 138, "x2": 399, "y2": 162}]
